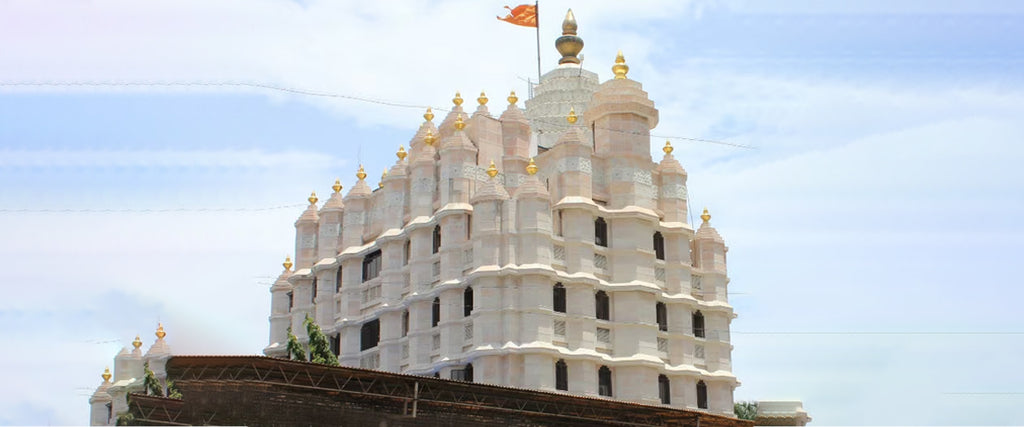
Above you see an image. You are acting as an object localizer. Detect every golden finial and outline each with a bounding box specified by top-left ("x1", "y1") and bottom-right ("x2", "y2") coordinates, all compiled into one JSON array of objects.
[
  {"x1": 454, "y1": 114, "x2": 466, "y2": 131},
  {"x1": 477, "y1": 91, "x2": 488, "y2": 106},
  {"x1": 526, "y1": 157, "x2": 538, "y2": 175},
  {"x1": 663, "y1": 140, "x2": 673, "y2": 155},
  {"x1": 397, "y1": 145, "x2": 407, "y2": 161},
  {"x1": 424, "y1": 129, "x2": 437, "y2": 146},
  {"x1": 132, "y1": 335, "x2": 142, "y2": 350},
  {"x1": 423, "y1": 107, "x2": 434, "y2": 122},
  {"x1": 556, "y1": 9, "x2": 584, "y2": 65},
  {"x1": 486, "y1": 160, "x2": 498, "y2": 178},
  {"x1": 567, "y1": 107, "x2": 578, "y2": 124},
  {"x1": 379, "y1": 170, "x2": 387, "y2": 188},
  {"x1": 508, "y1": 90, "x2": 518, "y2": 105},
  {"x1": 102, "y1": 367, "x2": 112, "y2": 383},
  {"x1": 356, "y1": 165, "x2": 367, "y2": 181},
  {"x1": 701, "y1": 208, "x2": 711, "y2": 224},
  {"x1": 453, "y1": 91, "x2": 464, "y2": 107},
  {"x1": 308, "y1": 191, "x2": 318, "y2": 205},
  {"x1": 613, "y1": 50, "x2": 629, "y2": 79},
  {"x1": 283, "y1": 255, "x2": 293, "y2": 271},
  {"x1": 155, "y1": 323, "x2": 166, "y2": 340},
  {"x1": 332, "y1": 179, "x2": 342, "y2": 193}
]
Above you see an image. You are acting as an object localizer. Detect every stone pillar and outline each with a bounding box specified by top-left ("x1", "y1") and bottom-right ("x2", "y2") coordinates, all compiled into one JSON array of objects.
[{"x1": 294, "y1": 193, "x2": 320, "y2": 270}]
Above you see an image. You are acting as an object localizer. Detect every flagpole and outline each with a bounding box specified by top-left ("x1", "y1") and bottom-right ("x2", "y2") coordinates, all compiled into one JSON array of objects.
[{"x1": 535, "y1": 1, "x2": 542, "y2": 83}]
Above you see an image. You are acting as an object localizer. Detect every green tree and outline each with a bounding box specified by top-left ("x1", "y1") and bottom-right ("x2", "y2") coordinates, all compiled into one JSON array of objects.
[
  {"x1": 142, "y1": 361, "x2": 163, "y2": 397},
  {"x1": 305, "y1": 314, "x2": 339, "y2": 366},
  {"x1": 734, "y1": 401, "x2": 758, "y2": 421},
  {"x1": 286, "y1": 326, "x2": 307, "y2": 361},
  {"x1": 166, "y1": 380, "x2": 183, "y2": 399}
]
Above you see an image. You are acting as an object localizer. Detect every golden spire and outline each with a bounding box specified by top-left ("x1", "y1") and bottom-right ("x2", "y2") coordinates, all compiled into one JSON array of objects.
[
  {"x1": 567, "y1": 107, "x2": 578, "y2": 124},
  {"x1": 454, "y1": 114, "x2": 466, "y2": 131},
  {"x1": 423, "y1": 107, "x2": 434, "y2": 122},
  {"x1": 356, "y1": 165, "x2": 367, "y2": 181},
  {"x1": 424, "y1": 129, "x2": 437, "y2": 146},
  {"x1": 453, "y1": 91, "x2": 464, "y2": 107},
  {"x1": 508, "y1": 90, "x2": 518, "y2": 105},
  {"x1": 102, "y1": 367, "x2": 112, "y2": 383},
  {"x1": 283, "y1": 255, "x2": 293, "y2": 271},
  {"x1": 396, "y1": 145, "x2": 407, "y2": 161},
  {"x1": 613, "y1": 50, "x2": 629, "y2": 79},
  {"x1": 701, "y1": 207, "x2": 711, "y2": 224},
  {"x1": 477, "y1": 91, "x2": 488, "y2": 106},
  {"x1": 486, "y1": 160, "x2": 498, "y2": 178},
  {"x1": 308, "y1": 191, "x2": 318, "y2": 205},
  {"x1": 132, "y1": 335, "x2": 142, "y2": 350},
  {"x1": 556, "y1": 9, "x2": 584, "y2": 65},
  {"x1": 526, "y1": 157, "x2": 538, "y2": 175},
  {"x1": 663, "y1": 140, "x2": 673, "y2": 155},
  {"x1": 332, "y1": 179, "x2": 343, "y2": 193},
  {"x1": 155, "y1": 323, "x2": 166, "y2": 340},
  {"x1": 379, "y1": 170, "x2": 387, "y2": 189}
]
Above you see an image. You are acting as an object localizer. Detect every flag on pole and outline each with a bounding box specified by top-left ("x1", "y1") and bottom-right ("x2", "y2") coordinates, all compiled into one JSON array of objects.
[{"x1": 497, "y1": 4, "x2": 538, "y2": 27}]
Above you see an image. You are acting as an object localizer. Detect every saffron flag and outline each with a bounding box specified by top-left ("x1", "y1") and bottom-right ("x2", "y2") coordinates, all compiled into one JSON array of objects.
[{"x1": 497, "y1": 4, "x2": 538, "y2": 28}]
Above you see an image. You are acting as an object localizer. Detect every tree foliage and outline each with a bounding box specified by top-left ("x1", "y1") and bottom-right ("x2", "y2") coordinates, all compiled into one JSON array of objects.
[
  {"x1": 166, "y1": 380, "x2": 183, "y2": 399},
  {"x1": 142, "y1": 361, "x2": 163, "y2": 397},
  {"x1": 305, "y1": 314, "x2": 339, "y2": 366},
  {"x1": 286, "y1": 326, "x2": 307, "y2": 362},
  {"x1": 734, "y1": 401, "x2": 758, "y2": 421}
]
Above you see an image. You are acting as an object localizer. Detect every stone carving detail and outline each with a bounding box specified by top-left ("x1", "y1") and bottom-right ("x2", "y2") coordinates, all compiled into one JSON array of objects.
[
  {"x1": 411, "y1": 178, "x2": 435, "y2": 194},
  {"x1": 343, "y1": 211, "x2": 365, "y2": 227},
  {"x1": 694, "y1": 344, "x2": 705, "y2": 359},
  {"x1": 554, "y1": 157, "x2": 592, "y2": 174},
  {"x1": 432, "y1": 333, "x2": 441, "y2": 350},
  {"x1": 299, "y1": 234, "x2": 317, "y2": 249},
  {"x1": 503, "y1": 173, "x2": 526, "y2": 188},
  {"x1": 553, "y1": 245, "x2": 566, "y2": 262},
  {"x1": 596, "y1": 327, "x2": 611, "y2": 344},
  {"x1": 464, "y1": 322, "x2": 473, "y2": 341},
  {"x1": 657, "y1": 337, "x2": 668, "y2": 353},
  {"x1": 594, "y1": 253, "x2": 608, "y2": 270},
  {"x1": 661, "y1": 183, "x2": 688, "y2": 200},
  {"x1": 319, "y1": 223, "x2": 340, "y2": 237},
  {"x1": 554, "y1": 319, "x2": 566, "y2": 337},
  {"x1": 655, "y1": 267, "x2": 666, "y2": 282},
  {"x1": 463, "y1": 248, "x2": 474, "y2": 266},
  {"x1": 692, "y1": 275, "x2": 703, "y2": 290},
  {"x1": 401, "y1": 343, "x2": 409, "y2": 360}
]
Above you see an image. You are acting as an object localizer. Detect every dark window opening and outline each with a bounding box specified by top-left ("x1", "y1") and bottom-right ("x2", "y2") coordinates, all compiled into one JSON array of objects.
[
  {"x1": 402, "y1": 310, "x2": 409, "y2": 337},
  {"x1": 553, "y1": 283, "x2": 566, "y2": 313},
  {"x1": 431, "y1": 297, "x2": 441, "y2": 327},
  {"x1": 595, "y1": 290, "x2": 610, "y2": 321},
  {"x1": 656, "y1": 302, "x2": 668, "y2": 332},
  {"x1": 404, "y1": 240, "x2": 411, "y2": 266},
  {"x1": 598, "y1": 365, "x2": 612, "y2": 397},
  {"x1": 555, "y1": 359, "x2": 568, "y2": 391},
  {"x1": 360, "y1": 319, "x2": 380, "y2": 351},
  {"x1": 287, "y1": 291, "x2": 293, "y2": 311},
  {"x1": 654, "y1": 231, "x2": 665, "y2": 260},
  {"x1": 658, "y1": 374, "x2": 671, "y2": 404},
  {"x1": 432, "y1": 225, "x2": 442, "y2": 254},
  {"x1": 451, "y1": 363, "x2": 473, "y2": 382},
  {"x1": 595, "y1": 217, "x2": 608, "y2": 247},
  {"x1": 463, "y1": 287, "x2": 474, "y2": 317},
  {"x1": 335, "y1": 267, "x2": 343, "y2": 292},
  {"x1": 693, "y1": 310, "x2": 705, "y2": 338},
  {"x1": 697, "y1": 380, "x2": 708, "y2": 409},
  {"x1": 467, "y1": 214, "x2": 472, "y2": 239},
  {"x1": 362, "y1": 250, "x2": 382, "y2": 282},
  {"x1": 311, "y1": 277, "x2": 318, "y2": 302},
  {"x1": 330, "y1": 334, "x2": 340, "y2": 356}
]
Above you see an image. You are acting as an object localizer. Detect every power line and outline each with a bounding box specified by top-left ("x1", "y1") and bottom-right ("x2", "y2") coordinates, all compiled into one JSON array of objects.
[
  {"x1": 0, "y1": 203, "x2": 305, "y2": 213},
  {"x1": 1, "y1": 81, "x2": 753, "y2": 149}
]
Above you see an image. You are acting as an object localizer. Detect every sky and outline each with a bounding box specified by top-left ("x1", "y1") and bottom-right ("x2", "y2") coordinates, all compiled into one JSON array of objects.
[{"x1": 1, "y1": 0, "x2": 1023, "y2": 424}]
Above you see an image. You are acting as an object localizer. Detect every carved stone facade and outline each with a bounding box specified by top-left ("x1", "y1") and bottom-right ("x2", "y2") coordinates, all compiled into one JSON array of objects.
[{"x1": 264, "y1": 36, "x2": 739, "y2": 417}]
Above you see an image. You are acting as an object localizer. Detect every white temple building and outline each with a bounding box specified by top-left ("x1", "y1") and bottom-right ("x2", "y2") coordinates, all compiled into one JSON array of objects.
[{"x1": 265, "y1": 10, "x2": 738, "y2": 416}]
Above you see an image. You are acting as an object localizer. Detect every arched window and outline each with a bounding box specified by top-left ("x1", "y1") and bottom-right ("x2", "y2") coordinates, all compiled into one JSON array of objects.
[
  {"x1": 595, "y1": 217, "x2": 608, "y2": 247},
  {"x1": 696, "y1": 380, "x2": 708, "y2": 409},
  {"x1": 653, "y1": 231, "x2": 665, "y2": 260},
  {"x1": 692, "y1": 310, "x2": 705, "y2": 338},
  {"x1": 401, "y1": 310, "x2": 409, "y2": 337},
  {"x1": 463, "y1": 287, "x2": 474, "y2": 317},
  {"x1": 658, "y1": 374, "x2": 671, "y2": 404},
  {"x1": 595, "y1": 290, "x2": 610, "y2": 321},
  {"x1": 553, "y1": 283, "x2": 566, "y2": 313},
  {"x1": 330, "y1": 333, "x2": 340, "y2": 357},
  {"x1": 432, "y1": 297, "x2": 441, "y2": 327},
  {"x1": 360, "y1": 319, "x2": 380, "y2": 351},
  {"x1": 362, "y1": 250, "x2": 382, "y2": 282},
  {"x1": 432, "y1": 225, "x2": 442, "y2": 254},
  {"x1": 656, "y1": 302, "x2": 668, "y2": 332},
  {"x1": 598, "y1": 366, "x2": 613, "y2": 396},
  {"x1": 555, "y1": 359, "x2": 568, "y2": 391},
  {"x1": 451, "y1": 363, "x2": 473, "y2": 382}
]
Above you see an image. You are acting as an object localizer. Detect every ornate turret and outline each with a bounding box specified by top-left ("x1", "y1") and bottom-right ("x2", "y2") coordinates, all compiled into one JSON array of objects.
[
  {"x1": 294, "y1": 190, "x2": 320, "y2": 269},
  {"x1": 555, "y1": 9, "x2": 584, "y2": 65},
  {"x1": 657, "y1": 140, "x2": 689, "y2": 223}
]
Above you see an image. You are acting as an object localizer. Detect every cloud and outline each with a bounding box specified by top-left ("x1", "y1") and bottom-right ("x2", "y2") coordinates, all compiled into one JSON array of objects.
[{"x1": 0, "y1": 148, "x2": 336, "y2": 169}]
